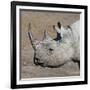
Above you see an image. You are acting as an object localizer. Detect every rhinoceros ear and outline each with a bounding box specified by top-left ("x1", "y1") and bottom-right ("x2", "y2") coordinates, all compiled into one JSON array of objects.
[
  {"x1": 28, "y1": 23, "x2": 38, "y2": 49},
  {"x1": 43, "y1": 30, "x2": 52, "y2": 41},
  {"x1": 53, "y1": 22, "x2": 61, "y2": 34},
  {"x1": 57, "y1": 22, "x2": 61, "y2": 29},
  {"x1": 53, "y1": 22, "x2": 65, "y2": 34}
]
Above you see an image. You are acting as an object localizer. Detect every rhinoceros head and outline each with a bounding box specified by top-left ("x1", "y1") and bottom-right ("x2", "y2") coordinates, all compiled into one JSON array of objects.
[{"x1": 28, "y1": 22, "x2": 74, "y2": 67}]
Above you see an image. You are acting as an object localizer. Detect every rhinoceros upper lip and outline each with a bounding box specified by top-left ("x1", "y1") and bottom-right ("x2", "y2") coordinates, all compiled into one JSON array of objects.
[
  {"x1": 34, "y1": 57, "x2": 44, "y2": 65},
  {"x1": 34, "y1": 57, "x2": 39, "y2": 65}
]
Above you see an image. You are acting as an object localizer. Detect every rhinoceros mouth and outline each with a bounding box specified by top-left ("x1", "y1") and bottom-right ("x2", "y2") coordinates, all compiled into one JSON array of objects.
[{"x1": 34, "y1": 57, "x2": 69, "y2": 68}]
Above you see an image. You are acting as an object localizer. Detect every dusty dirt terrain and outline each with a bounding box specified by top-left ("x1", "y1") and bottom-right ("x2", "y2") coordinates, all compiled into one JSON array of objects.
[{"x1": 20, "y1": 10, "x2": 80, "y2": 79}]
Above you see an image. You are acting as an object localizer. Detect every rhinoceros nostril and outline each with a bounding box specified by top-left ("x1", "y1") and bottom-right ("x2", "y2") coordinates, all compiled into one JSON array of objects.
[
  {"x1": 34, "y1": 57, "x2": 40, "y2": 65},
  {"x1": 35, "y1": 57, "x2": 39, "y2": 61}
]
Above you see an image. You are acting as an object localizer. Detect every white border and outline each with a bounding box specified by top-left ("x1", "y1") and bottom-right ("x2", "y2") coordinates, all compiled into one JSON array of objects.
[{"x1": 16, "y1": 6, "x2": 85, "y2": 85}]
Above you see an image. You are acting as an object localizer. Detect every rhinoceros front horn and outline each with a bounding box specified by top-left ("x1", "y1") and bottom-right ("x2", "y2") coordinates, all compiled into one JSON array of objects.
[
  {"x1": 43, "y1": 30, "x2": 52, "y2": 41},
  {"x1": 28, "y1": 23, "x2": 37, "y2": 49}
]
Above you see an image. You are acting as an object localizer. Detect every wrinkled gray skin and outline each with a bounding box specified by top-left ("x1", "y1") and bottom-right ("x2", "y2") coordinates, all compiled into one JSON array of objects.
[{"x1": 28, "y1": 20, "x2": 80, "y2": 68}]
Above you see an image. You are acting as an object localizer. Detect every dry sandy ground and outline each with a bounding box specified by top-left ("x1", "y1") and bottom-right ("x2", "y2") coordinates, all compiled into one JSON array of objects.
[{"x1": 20, "y1": 10, "x2": 80, "y2": 79}]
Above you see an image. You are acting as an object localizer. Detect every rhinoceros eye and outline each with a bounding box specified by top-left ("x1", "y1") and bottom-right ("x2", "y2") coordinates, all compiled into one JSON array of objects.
[{"x1": 49, "y1": 48, "x2": 54, "y2": 52}]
